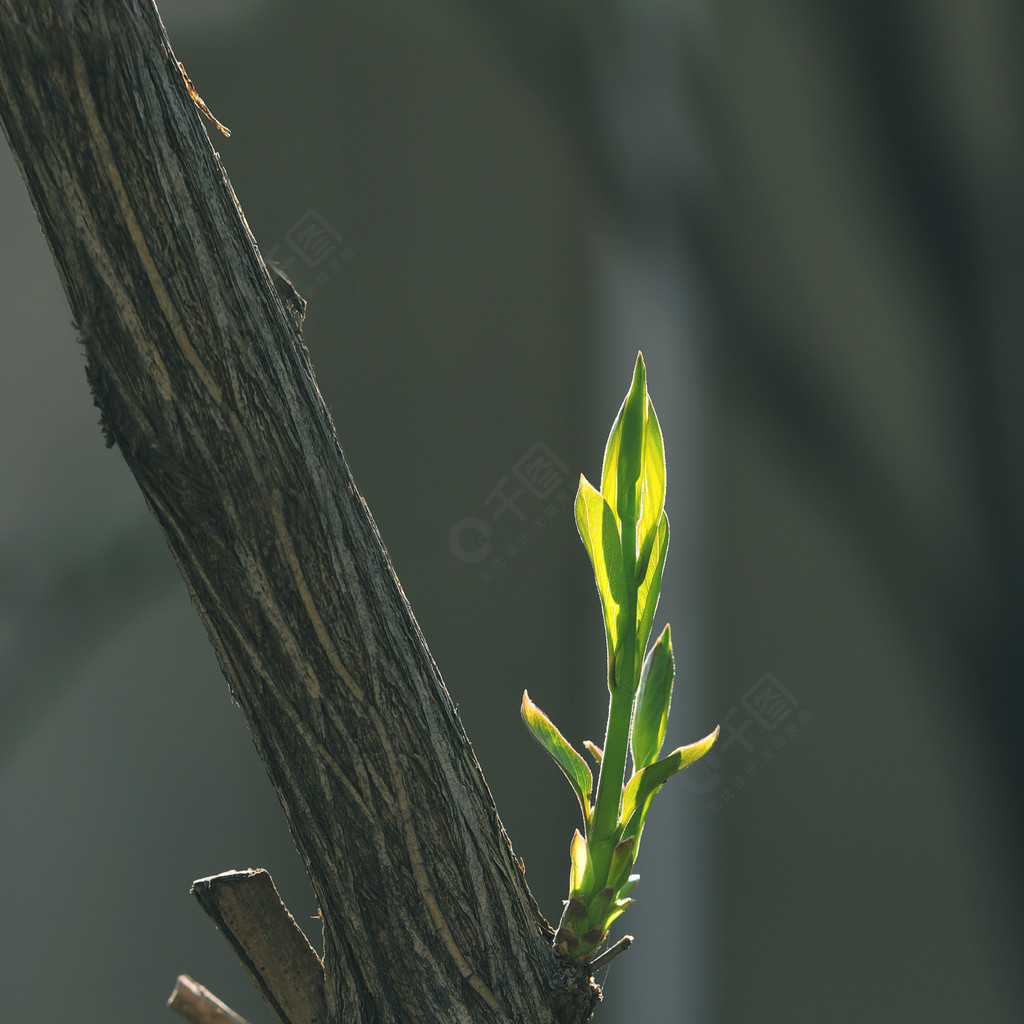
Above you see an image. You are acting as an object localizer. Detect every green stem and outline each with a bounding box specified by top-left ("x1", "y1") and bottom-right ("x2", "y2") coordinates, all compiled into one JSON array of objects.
[
  {"x1": 590, "y1": 513, "x2": 638, "y2": 860},
  {"x1": 590, "y1": 689, "x2": 633, "y2": 877}
]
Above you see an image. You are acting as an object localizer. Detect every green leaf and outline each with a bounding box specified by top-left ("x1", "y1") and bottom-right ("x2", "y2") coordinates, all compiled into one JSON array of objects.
[
  {"x1": 521, "y1": 691, "x2": 593, "y2": 827},
  {"x1": 607, "y1": 836, "x2": 637, "y2": 892},
  {"x1": 636, "y1": 395, "x2": 666, "y2": 578},
  {"x1": 631, "y1": 624, "x2": 675, "y2": 771},
  {"x1": 575, "y1": 475, "x2": 625, "y2": 664},
  {"x1": 619, "y1": 725, "x2": 720, "y2": 846},
  {"x1": 615, "y1": 354, "x2": 647, "y2": 525},
  {"x1": 587, "y1": 886, "x2": 614, "y2": 925},
  {"x1": 604, "y1": 896, "x2": 635, "y2": 928},
  {"x1": 569, "y1": 828, "x2": 594, "y2": 895},
  {"x1": 601, "y1": 352, "x2": 648, "y2": 527},
  {"x1": 634, "y1": 511, "x2": 669, "y2": 681}
]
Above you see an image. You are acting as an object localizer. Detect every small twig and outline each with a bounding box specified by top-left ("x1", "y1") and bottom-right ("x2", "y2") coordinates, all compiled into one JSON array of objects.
[
  {"x1": 168, "y1": 975, "x2": 253, "y2": 1024},
  {"x1": 191, "y1": 869, "x2": 328, "y2": 1024},
  {"x1": 587, "y1": 935, "x2": 633, "y2": 973}
]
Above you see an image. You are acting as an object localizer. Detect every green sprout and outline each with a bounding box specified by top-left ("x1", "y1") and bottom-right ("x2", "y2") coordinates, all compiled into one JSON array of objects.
[{"x1": 521, "y1": 351, "x2": 719, "y2": 963}]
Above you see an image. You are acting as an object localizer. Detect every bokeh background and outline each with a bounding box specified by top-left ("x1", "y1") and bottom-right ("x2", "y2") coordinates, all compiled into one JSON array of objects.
[{"x1": 2, "y1": 2, "x2": 1022, "y2": 1022}]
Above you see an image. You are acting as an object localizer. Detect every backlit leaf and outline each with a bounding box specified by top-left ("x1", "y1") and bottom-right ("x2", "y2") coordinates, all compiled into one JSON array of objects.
[
  {"x1": 569, "y1": 828, "x2": 594, "y2": 895},
  {"x1": 575, "y1": 475, "x2": 624, "y2": 666},
  {"x1": 631, "y1": 624, "x2": 675, "y2": 771},
  {"x1": 615, "y1": 354, "x2": 647, "y2": 525},
  {"x1": 619, "y1": 725, "x2": 720, "y2": 849},
  {"x1": 636, "y1": 395, "x2": 666, "y2": 576},
  {"x1": 634, "y1": 511, "x2": 669, "y2": 684},
  {"x1": 521, "y1": 691, "x2": 593, "y2": 827},
  {"x1": 607, "y1": 835, "x2": 637, "y2": 892},
  {"x1": 601, "y1": 353, "x2": 648, "y2": 526}
]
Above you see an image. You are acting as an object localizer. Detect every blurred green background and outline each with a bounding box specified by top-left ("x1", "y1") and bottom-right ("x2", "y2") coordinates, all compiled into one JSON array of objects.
[{"x1": 2, "y1": 2, "x2": 1022, "y2": 1022}]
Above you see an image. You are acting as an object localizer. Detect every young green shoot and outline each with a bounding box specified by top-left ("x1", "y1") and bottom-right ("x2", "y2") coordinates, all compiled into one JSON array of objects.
[{"x1": 521, "y1": 352, "x2": 719, "y2": 963}]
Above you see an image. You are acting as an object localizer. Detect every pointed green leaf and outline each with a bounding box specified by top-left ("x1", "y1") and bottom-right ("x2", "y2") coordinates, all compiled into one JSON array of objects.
[
  {"x1": 636, "y1": 394, "x2": 666, "y2": 574},
  {"x1": 575, "y1": 474, "x2": 625, "y2": 662},
  {"x1": 634, "y1": 511, "x2": 669, "y2": 679},
  {"x1": 521, "y1": 691, "x2": 593, "y2": 827},
  {"x1": 631, "y1": 624, "x2": 675, "y2": 771},
  {"x1": 607, "y1": 836, "x2": 637, "y2": 892},
  {"x1": 601, "y1": 353, "x2": 648, "y2": 525},
  {"x1": 621, "y1": 387, "x2": 665, "y2": 584},
  {"x1": 619, "y1": 725, "x2": 721, "y2": 845},
  {"x1": 615, "y1": 353, "x2": 647, "y2": 525},
  {"x1": 569, "y1": 828, "x2": 594, "y2": 895}
]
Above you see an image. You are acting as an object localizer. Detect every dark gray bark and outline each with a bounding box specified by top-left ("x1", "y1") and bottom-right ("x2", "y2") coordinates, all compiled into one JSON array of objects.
[{"x1": 0, "y1": 3, "x2": 599, "y2": 1021}]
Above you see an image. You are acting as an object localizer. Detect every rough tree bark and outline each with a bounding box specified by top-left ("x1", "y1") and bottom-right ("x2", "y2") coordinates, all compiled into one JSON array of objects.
[{"x1": 0, "y1": 2, "x2": 600, "y2": 1022}]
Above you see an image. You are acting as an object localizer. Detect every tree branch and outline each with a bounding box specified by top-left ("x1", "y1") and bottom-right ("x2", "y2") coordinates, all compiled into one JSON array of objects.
[
  {"x1": 168, "y1": 976, "x2": 253, "y2": 1024},
  {"x1": 190, "y1": 869, "x2": 327, "y2": 1024},
  {"x1": 0, "y1": 3, "x2": 598, "y2": 1021}
]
